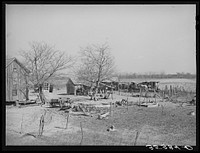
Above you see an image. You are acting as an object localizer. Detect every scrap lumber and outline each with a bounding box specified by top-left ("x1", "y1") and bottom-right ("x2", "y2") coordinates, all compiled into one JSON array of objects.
[
  {"x1": 98, "y1": 112, "x2": 109, "y2": 119},
  {"x1": 78, "y1": 104, "x2": 92, "y2": 116},
  {"x1": 139, "y1": 102, "x2": 159, "y2": 108}
]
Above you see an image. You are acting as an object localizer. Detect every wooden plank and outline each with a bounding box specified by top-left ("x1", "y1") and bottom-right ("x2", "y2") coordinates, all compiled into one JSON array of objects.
[{"x1": 98, "y1": 112, "x2": 109, "y2": 119}]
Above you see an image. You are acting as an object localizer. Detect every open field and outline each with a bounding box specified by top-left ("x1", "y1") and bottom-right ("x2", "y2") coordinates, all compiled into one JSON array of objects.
[{"x1": 6, "y1": 84, "x2": 196, "y2": 146}]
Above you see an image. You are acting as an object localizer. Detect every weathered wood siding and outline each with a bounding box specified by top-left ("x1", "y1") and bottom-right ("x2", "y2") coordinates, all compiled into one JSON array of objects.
[
  {"x1": 66, "y1": 79, "x2": 75, "y2": 95},
  {"x1": 6, "y1": 60, "x2": 28, "y2": 101}
]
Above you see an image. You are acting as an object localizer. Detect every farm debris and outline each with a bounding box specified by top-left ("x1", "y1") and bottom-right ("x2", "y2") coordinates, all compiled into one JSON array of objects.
[
  {"x1": 59, "y1": 105, "x2": 71, "y2": 111},
  {"x1": 137, "y1": 102, "x2": 159, "y2": 108},
  {"x1": 71, "y1": 104, "x2": 93, "y2": 117},
  {"x1": 115, "y1": 99, "x2": 128, "y2": 107},
  {"x1": 107, "y1": 125, "x2": 116, "y2": 132},
  {"x1": 41, "y1": 103, "x2": 52, "y2": 108},
  {"x1": 147, "y1": 103, "x2": 160, "y2": 108},
  {"x1": 171, "y1": 114, "x2": 175, "y2": 117},
  {"x1": 71, "y1": 103, "x2": 109, "y2": 115},
  {"x1": 188, "y1": 99, "x2": 196, "y2": 105},
  {"x1": 101, "y1": 102, "x2": 109, "y2": 105},
  {"x1": 58, "y1": 97, "x2": 73, "y2": 108},
  {"x1": 187, "y1": 111, "x2": 195, "y2": 116},
  {"x1": 98, "y1": 112, "x2": 109, "y2": 120},
  {"x1": 89, "y1": 90, "x2": 111, "y2": 101}
]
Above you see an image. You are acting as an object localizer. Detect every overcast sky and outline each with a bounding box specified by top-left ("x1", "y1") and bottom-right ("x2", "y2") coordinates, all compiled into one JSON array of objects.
[{"x1": 6, "y1": 4, "x2": 196, "y2": 74}]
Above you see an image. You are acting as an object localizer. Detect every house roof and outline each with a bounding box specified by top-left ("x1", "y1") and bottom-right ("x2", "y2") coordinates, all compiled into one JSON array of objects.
[
  {"x1": 6, "y1": 57, "x2": 31, "y2": 74},
  {"x1": 6, "y1": 58, "x2": 15, "y2": 67}
]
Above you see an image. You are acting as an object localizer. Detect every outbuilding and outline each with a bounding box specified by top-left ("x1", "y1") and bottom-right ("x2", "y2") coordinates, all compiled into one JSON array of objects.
[
  {"x1": 6, "y1": 57, "x2": 30, "y2": 102},
  {"x1": 66, "y1": 78, "x2": 76, "y2": 95}
]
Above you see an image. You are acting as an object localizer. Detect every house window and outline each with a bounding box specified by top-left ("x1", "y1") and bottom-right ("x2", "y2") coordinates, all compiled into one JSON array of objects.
[
  {"x1": 12, "y1": 84, "x2": 17, "y2": 96},
  {"x1": 13, "y1": 68, "x2": 18, "y2": 84},
  {"x1": 43, "y1": 82, "x2": 49, "y2": 90}
]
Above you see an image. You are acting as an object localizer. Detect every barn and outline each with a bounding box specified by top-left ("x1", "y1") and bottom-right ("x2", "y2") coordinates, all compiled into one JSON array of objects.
[
  {"x1": 66, "y1": 78, "x2": 76, "y2": 95},
  {"x1": 6, "y1": 57, "x2": 30, "y2": 102}
]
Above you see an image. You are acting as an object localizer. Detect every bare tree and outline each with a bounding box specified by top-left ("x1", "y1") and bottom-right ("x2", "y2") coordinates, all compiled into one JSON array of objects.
[
  {"x1": 19, "y1": 41, "x2": 74, "y2": 96},
  {"x1": 18, "y1": 72, "x2": 29, "y2": 101},
  {"x1": 76, "y1": 43, "x2": 115, "y2": 94}
]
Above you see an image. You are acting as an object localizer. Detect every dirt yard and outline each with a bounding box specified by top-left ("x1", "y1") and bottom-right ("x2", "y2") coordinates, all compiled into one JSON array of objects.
[{"x1": 6, "y1": 89, "x2": 196, "y2": 146}]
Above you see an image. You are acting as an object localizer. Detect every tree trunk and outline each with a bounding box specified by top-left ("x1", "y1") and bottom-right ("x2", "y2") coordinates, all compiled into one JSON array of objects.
[
  {"x1": 93, "y1": 81, "x2": 100, "y2": 101},
  {"x1": 95, "y1": 81, "x2": 100, "y2": 94},
  {"x1": 39, "y1": 84, "x2": 43, "y2": 93},
  {"x1": 38, "y1": 84, "x2": 45, "y2": 104},
  {"x1": 26, "y1": 87, "x2": 29, "y2": 101}
]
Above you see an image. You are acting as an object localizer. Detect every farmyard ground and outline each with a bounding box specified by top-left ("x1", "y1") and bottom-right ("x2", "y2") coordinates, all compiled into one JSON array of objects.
[{"x1": 6, "y1": 89, "x2": 196, "y2": 146}]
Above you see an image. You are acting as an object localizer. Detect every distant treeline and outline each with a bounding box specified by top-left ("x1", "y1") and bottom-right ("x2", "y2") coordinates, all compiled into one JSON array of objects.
[{"x1": 118, "y1": 72, "x2": 196, "y2": 79}]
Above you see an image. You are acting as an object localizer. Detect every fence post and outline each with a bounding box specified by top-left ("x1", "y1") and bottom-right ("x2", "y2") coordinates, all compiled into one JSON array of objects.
[
  {"x1": 170, "y1": 85, "x2": 172, "y2": 98},
  {"x1": 110, "y1": 102, "x2": 112, "y2": 117},
  {"x1": 80, "y1": 122, "x2": 83, "y2": 145},
  {"x1": 164, "y1": 85, "x2": 168, "y2": 97},
  {"x1": 38, "y1": 114, "x2": 45, "y2": 137},
  {"x1": 139, "y1": 88, "x2": 141, "y2": 104},
  {"x1": 20, "y1": 114, "x2": 24, "y2": 134},
  {"x1": 163, "y1": 90, "x2": 165, "y2": 101},
  {"x1": 65, "y1": 112, "x2": 70, "y2": 129},
  {"x1": 127, "y1": 97, "x2": 128, "y2": 111}
]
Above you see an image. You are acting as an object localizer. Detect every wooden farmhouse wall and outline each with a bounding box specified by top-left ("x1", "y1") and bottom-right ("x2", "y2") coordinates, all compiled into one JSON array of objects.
[{"x1": 6, "y1": 59, "x2": 29, "y2": 102}]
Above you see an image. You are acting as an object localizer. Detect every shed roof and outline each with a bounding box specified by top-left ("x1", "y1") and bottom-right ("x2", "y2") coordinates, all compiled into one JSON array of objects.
[
  {"x1": 103, "y1": 77, "x2": 119, "y2": 82},
  {"x1": 66, "y1": 77, "x2": 75, "y2": 85},
  {"x1": 99, "y1": 82, "x2": 115, "y2": 89},
  {"x1": 74, "y1": 81, "x2": 93, "y2": 87}
]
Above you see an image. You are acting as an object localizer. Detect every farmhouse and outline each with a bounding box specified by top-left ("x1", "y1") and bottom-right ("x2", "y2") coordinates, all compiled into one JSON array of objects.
[
  {"x1": 6, "y1": 57, "x2": 30, "y2": 102},
  {"x1": 43, "y1": 82, "x2": 54, "y2": 92}
]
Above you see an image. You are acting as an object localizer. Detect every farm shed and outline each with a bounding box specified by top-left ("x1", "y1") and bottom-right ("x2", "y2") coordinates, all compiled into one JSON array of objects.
[
  {"x1": 66, "y1": 78, "x2": 76, "y2": 95},
  {"x1": 6, "y1": 58, "x2": 30, "y2": 102},
  {"x1": 99, "y1": 82, "x2": 115, "y2": 91},
  {"x1": 102, "y1": 78, "x2": 119, "y2": 91},
  {"x1": 74, "y1": 82, "x2": 91, "y2": 95}
]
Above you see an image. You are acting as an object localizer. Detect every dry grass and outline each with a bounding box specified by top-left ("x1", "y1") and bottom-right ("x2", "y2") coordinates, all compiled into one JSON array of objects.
[
  {"x1": 6, "y1": 99, "x2": 196, "y2": 146},
  {"x1": 6, "y1": 84, "x2": 196, "y2": 146}
]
